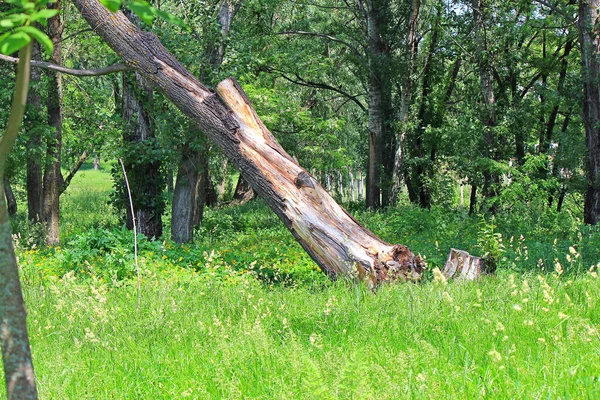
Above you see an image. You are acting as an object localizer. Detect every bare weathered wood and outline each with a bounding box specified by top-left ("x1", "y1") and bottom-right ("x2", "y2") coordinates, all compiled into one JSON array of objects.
[
  {"x1": 72, "y1": 0, "x2": 425, "y2": 286},
  {"x1": 442, "y1": 248, "x2": 489, "y2": 280}
]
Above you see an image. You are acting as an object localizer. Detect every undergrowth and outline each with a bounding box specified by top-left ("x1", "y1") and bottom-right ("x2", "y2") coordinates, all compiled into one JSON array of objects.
[{"x1": 2, "y1": 162, "x2": 599, "y2": 398}]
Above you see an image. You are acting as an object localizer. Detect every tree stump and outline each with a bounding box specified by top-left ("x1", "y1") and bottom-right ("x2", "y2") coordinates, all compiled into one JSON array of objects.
[{"x1": 442, "y1": 248, "x2": 490, "y2": 280}]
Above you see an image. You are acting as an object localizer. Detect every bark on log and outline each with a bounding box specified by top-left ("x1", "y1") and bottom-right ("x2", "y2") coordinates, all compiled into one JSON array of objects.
[
  {"x1": 72, "y1": 0, "x2": 425, "y2": 286},
  {"x1": 442, "y1": 248, "x2": 490, "y2": 280}
]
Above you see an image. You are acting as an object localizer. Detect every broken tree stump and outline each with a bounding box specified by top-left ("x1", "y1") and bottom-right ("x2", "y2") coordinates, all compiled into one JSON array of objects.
[{"x1": 442, "y1": 248, "x2": 492, "y2": 280}]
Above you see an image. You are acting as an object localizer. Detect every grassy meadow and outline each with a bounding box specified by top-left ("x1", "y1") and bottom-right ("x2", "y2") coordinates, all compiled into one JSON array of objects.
[{"x1": 1, "y1": 163, "x2": 600, "y2": 398}]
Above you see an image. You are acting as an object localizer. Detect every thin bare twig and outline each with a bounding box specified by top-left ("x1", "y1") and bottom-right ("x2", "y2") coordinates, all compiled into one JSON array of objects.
[
  {"x1": 119, "y1": 159, "x2": 141, "y2": 313},
  {"x1": 0, "y1": 53, "x2": 128, "y2": 76}
]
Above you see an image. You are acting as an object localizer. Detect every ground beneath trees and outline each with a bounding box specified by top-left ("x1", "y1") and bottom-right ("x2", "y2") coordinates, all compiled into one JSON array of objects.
[{"x1": 2, "y1": 162, "x2": 599, "y2": 398}]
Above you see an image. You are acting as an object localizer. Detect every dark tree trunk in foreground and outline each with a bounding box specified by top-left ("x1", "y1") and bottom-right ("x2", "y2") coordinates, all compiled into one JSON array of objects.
[
  {"x1": 26, "y1": 41, "x2": 43, "y2": 224},
  {"x1": 0, "y1": 43, "x2": 39, "y2": 400},
  {"x1": 73, "y1": 0, "x2": 425, "y2": 285},
  {"x1": 43, "y1": 0, "x2": 63, "y2": 245},
  {"x1": 579, "y1": 0, "x2": 600, "y2": 225}
]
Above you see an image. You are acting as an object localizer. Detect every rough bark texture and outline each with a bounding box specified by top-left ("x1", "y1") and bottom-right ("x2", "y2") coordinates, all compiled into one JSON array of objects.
[
  {"x1": 391, "y1": 0, "x2": 420, "y2": 204},
  {"x1": 43, "y1": 0, "x2": 63, "y2": 245},
  {"x1": 72, "y1": 0, "x2": 424, "y2": 285},
  {"x1": 26, "y1": 41, "x2": 43, "y2": 224},
  {"x1": 171, "y1": 136, "x2": 204, "y2": 243},
  {"x1": 365, "y1": 4, "x2": 386, "y2": 209},
  {"x1": 579, "y1": 0, "x2": 600, "y2": 225},
  {"x1": 442, "y1": 248, "x2": 489, "y2": 280}
]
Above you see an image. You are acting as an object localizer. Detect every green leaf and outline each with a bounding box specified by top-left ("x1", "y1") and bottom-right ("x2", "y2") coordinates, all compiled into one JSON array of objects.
[
  {"x1": 15, "y1": 26, "x2": 53, "y2": 54},
  {"x1": 100, "y1": 0, "x2": 122, "y2": 13},
  {"x1": 0, "y1": 31, "x2": 31, "y2": 55},
  {"x1": 30, "y1": 9, "x2": 60, "y2": 23},
  {"x1": 126, "y1": 1, "x2": 154, "y2": 26},
  {"x1": 153, "y1": 8, "x2": 185, "y2": 27}
]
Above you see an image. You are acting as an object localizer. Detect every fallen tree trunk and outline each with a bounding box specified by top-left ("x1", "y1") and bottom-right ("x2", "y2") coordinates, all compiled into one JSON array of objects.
[{"x1": 73, "y1": 0, "x2": 425, "y2": 286}]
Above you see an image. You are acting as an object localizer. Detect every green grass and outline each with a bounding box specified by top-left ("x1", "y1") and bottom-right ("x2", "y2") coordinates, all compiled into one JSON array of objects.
[{"x1": 2, "y1": 164, "x2": 600, "y2": 398}]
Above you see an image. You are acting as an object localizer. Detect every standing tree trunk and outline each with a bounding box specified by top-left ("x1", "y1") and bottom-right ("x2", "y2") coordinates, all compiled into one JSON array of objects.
[
  {"x1": 43, "y1": 0, "x2": 63, "y2": 245},
  {"x1": 193, "y1": 147, "x2": 210, "y2": 227},
  {"x1": 171, "y1": 0, "x2": 242, "y2": 242},
  {"x1": 579, "y1": 0, "x2": 600, "y2": 225},
  {"x1": 365, "y1": 3, "x2": 390, "y2": 209},
  {"x1": 391, "y1": 0, "x2": 421, "y2": 205},
  {"x1": 232, "y1": 174, "x2": 255, "y2": 204},
  {"x1": 172, "y1": 128, "x2": 205, "y2": 243},
  {"x1": 25, "y1": 41, "x2": 44, "y2": 224},
  {"x1": 120, "y1": 10, "x2": 164, "y2": 239},
  {"x1": 472, "y1": 0, "x2": 498, "y2": 211},
  {"x1": 4, "y1": 178, "x2": 17, "y2": 216},
  {"x1": 73, "y1": 0, "x2": 425, "y2": 285},
  {"x1": 0, "y1": 42, "x2": 39, "y2": 400}
]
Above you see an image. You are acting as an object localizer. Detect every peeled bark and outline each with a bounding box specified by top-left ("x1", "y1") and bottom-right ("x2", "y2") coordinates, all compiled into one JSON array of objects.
[
  {"x1": 43, "y1": 0, "x2": 63, "y2": 245},
  {"x1": 579, "y1": 0, "x2": 600, "y2": 225},
  {"x1": 72, "y1": 0, "x2": 425, "y2": 285}
]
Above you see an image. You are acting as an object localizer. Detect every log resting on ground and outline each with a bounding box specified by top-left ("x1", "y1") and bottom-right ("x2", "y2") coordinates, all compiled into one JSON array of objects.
[{"x1": 73, "y1": 0, "x2": 427, "y2": 286}]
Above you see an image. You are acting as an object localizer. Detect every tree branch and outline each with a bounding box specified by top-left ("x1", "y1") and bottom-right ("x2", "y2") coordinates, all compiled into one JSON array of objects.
[
  {"x1": 60, "y1": 151, "x2": 89, "y2": 195},
  {"x1": 533, "y1": 0, "x2": 578, "y2": 26},
  {"x1": 277, "y1": 31, "x2": 363, "y2": 57},
  {"x1": 0, "y1": 54, "x2": 129, "y2": 77},
  {"x1": 264, "y1": 66, "x2": 367, "y2": 113}
]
